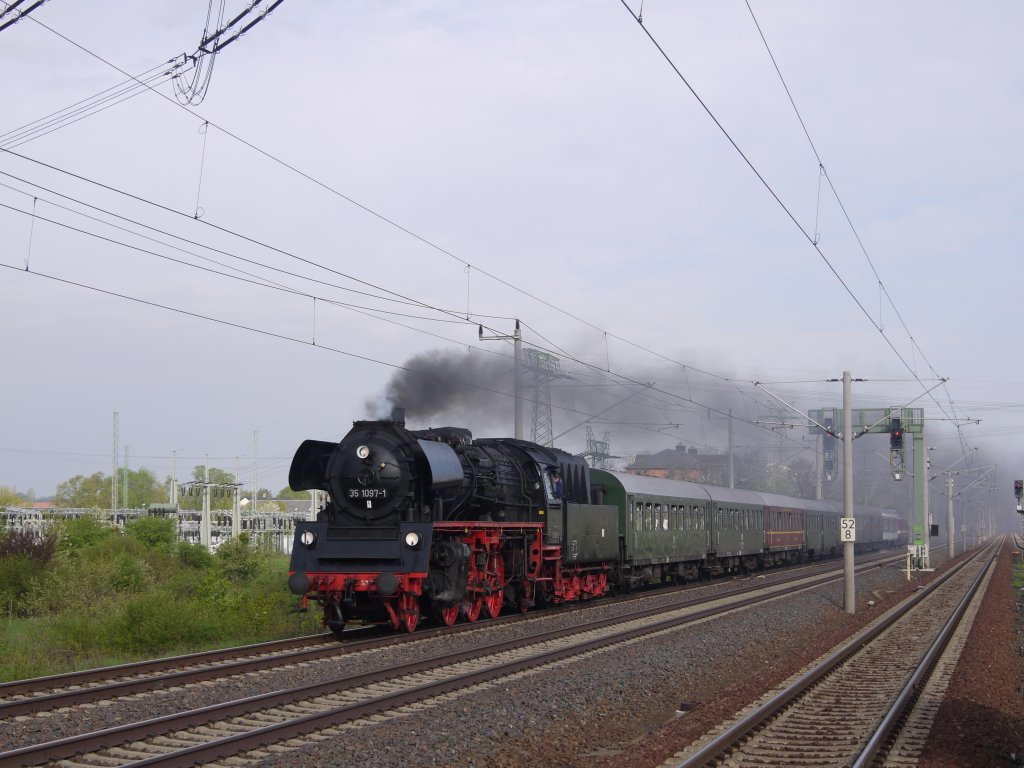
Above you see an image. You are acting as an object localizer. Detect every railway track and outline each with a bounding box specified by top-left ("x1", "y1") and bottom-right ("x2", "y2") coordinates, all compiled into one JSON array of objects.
[
  {"x1": 0, "y1": 632, "x2": 341, "y2": 717},
  {"x1": 0, "y1": 552, "x2": 904, "y2": 767},
  {"x1": 0, "y1": 550, "x2": 900, "y2": 720},
  {"x1": 658, "y1": 540, "x2": 1000, "y2": 768}
]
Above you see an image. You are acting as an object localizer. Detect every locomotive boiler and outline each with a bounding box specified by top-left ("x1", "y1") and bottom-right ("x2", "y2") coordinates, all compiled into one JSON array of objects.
[{"x1": 287, "y1": 412, "x2": 618, "y2": 634}]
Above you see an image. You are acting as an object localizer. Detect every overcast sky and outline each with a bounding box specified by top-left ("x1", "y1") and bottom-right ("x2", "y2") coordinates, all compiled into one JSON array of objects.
[{"x1": 1, "y1": 1, "x2": 1021, "y2": 520}]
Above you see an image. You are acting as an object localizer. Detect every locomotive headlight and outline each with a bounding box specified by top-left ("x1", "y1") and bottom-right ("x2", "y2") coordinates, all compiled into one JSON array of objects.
[
  {"x1": 300, "y1": 530, "x2": 317, "y2": 548},
  {"x1": 404, "y1": 531, "x2": 422, "y2": 550},
  {"x1": 356, "y1": 445, "x2": 371, "y2": 460}
]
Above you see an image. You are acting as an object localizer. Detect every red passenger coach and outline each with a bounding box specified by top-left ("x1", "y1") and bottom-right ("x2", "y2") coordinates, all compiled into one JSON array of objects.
[{"x1": 764, "y1": 503, "x2": 805, "y2": 566}]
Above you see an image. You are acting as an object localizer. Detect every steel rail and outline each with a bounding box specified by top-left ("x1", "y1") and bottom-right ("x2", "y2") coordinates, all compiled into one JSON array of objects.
[
  {"x1": 851, "y1": 541, "x2": 999, "y2": 767},
  {"x1": 0, "y1": 551, "x2": 901, "y2": 717},
  {"x1": 0, "y1": 553, "x2": 900, "y2": 767},
  {"x1": 668, "y1": 541, "x2": 997, "y2": 768},
  {"x1": 0, "y1": 632, "x2": 333, "y2": 697}
]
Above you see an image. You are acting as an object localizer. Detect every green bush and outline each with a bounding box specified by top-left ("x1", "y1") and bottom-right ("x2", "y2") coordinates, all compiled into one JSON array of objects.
[
  {"x1": 107, "y1": 590, "x2": 222, "y2": 655},
  {"x1": 0, "y1": 518, "x2": 315, "y2": 681},
  {"x1": 0, "y1": 555, "x2": 37, "y2": 617},
  {"x1": 124, "y1": 517, "x2": 178, "y2": 550},
  {"x1": 215, "y1": 534, "x2": 263, "y2": 582},
  {"x1": 176, "y1": 541, "x2": 215, "y2": 569},
  {"x1": 55, "y1": 516, "x2": 115, "y2": 553}
]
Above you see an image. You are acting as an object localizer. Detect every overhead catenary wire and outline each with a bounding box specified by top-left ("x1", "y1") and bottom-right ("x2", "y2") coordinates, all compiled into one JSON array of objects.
[
  {"x1": 0, "y1": 260, "x2": 796, "y2": 452},
  {"x1": 0, "y1": 162, "x2": 811, "y2": 453},
  {"x1": 0, "y1": 0, "x2": 50, "y2": 34},
  {"x1": 618, "y1": 0, "x2": 960, "y2": 429},
  {"x1": 3, "y1": 7, "x2": 987, "y2": 475},
  {"x1": 10, "y1": 10, "x2": 802, "y2": 410},
  {"x1": 0, "y1": 150, "x2": 797, "y2": 449},
  {"x1": 740, "y1": 0, "x2": 968, "y2": 446}
]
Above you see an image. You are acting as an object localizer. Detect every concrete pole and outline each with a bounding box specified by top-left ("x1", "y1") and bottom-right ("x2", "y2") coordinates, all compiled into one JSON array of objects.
[
  {"x1": 815, "y1": 432, "x2": 822, "y2": 501},
  {"x1": 947, "y1": 475, "x2": 955, "y2": 558},
  {"x1": 111, "y1": 411, "x2": 119, "y2": 520},
  {"x1": 232, "y1": 486, "x2": 241, "y2": 538},
  {"x1": 728, "y1": 409, "x2": 735, "y2": 489},
  {"x1": 232, "y1": 455, "x2": 241, "y2": 539},
  {"x1": 514, "y1": 320, "x2": 523, "y2": 441},
  {"x1": 201, "y1": 457, "x2": 211, "y2": 550},
  {"x1": 171, "y1": 450, "x2": 178, "y2": 505},
  {"x1": 252, "y1": 430, "x2": 259, "y2": 509},
  {"x1": 923, "y1": 456, "x2": 931, "y2": 565},
  {"x1": 843, "y1": 371, "x2": 855, "y2": 615},
  {"x1": 913, "y1": 433, "x2": 926, "y2": 567},
  {"x1": 123, "y1": 446, "x2": 129, "y2": 511}
]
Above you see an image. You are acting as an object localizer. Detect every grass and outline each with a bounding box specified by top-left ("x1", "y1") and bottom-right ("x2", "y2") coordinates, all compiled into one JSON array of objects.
[{"x1": 0, "y1": 522, "x2": 322, "y2": 682}]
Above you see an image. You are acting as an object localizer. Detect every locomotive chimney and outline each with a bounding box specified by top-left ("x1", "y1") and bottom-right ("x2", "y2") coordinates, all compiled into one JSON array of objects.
[{"x1": 390, "y1": 406, "x2": 406, "y2": 426}]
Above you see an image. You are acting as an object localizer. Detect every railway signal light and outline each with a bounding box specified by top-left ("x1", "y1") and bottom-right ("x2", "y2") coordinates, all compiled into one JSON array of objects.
[
  {"x1": 889, "y1": 417, "x2": 903, "y2": 451},
  {"x1": 823, "y1": 416, "x2": 836, "y2": 481},
  {"x1": 1014, "y1": 480, "x2": 1022, "y2": 499}
]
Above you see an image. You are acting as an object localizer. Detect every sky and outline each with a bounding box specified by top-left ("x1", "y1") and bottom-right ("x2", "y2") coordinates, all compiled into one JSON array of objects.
[{"x1": 1, "y1": 1, "x2": 1022, "y2": 527}]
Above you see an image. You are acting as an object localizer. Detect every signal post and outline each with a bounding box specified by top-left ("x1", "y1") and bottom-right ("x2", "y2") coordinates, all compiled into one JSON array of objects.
[{"x1": 809, "y1": 405, "x2": 928, "y2": 581}]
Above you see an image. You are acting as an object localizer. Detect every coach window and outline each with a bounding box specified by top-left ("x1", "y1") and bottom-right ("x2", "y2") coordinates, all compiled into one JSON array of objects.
[
  {"x1": 645, "y1": 502, "x2": 653, "y2": 531},
  {"x1": 634, "y1": 502, "x2": 642, "y2": 532}
]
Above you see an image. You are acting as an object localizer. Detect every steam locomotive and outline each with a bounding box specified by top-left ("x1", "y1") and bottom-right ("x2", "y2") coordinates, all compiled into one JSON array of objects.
[{"x1": 287, "y1": 413, "x2": 905, "y2": 634}]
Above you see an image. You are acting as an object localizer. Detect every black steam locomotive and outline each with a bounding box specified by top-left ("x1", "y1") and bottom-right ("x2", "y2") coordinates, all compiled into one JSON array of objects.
[
  {"x1": 287, "y1": 413, "x2": 905, "y2": 634},
  {"x1": 287, "y1": 411, "x2": 616, "y2": 633}
]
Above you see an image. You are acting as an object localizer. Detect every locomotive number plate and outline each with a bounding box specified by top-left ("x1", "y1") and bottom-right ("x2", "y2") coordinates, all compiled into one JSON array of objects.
[{"x1": 348, "y1": 488, "x2": 389, "y2": 500}]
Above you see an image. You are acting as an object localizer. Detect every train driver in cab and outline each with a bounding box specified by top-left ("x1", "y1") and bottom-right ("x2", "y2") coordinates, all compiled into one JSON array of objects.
[{"x1": 550, "y1": 469, "x2": 564, "y2": 499}]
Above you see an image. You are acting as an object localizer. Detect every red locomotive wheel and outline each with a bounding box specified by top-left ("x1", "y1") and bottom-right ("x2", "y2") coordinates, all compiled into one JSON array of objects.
[
  {"x1": 435, "y1": 602, "x2": 459, "y2": 627},
  {"x1": 399, "y1": 593, "x2": 419, "y2": 633},
  {"x1": 463, "y1": 595, "x2": 483, "y2": 622},
  {"x1": 485, "y1": 555, "x2": 505, "y2": 619}
]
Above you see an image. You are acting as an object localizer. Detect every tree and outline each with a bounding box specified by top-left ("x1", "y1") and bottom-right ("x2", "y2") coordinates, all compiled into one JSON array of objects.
[
  {"x1": 178, "y1": 466, "x2": 237, "y2": 511},
  {"x1": 116, "y1": 467, "x2": 167, "y2": 509},
  {"x1": 0, "y1": 486, "x2": 24, "y2": 509},
  {"x1": 192, "y1": 466, "x2": 235, "y2": 485},
  {"x1": 276, "y1": 485, "x2": 310, "y2": 500},
  {"x1": 55, "y1": 472, "x2": 109, "y2": 508},
  {"x1": 55, "y1": 468, "x2": 169, "y2": 509}
]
